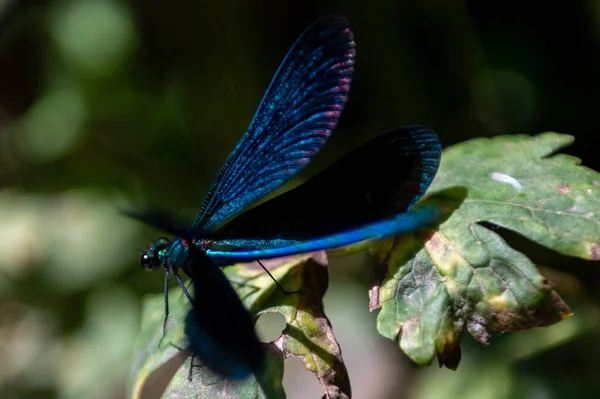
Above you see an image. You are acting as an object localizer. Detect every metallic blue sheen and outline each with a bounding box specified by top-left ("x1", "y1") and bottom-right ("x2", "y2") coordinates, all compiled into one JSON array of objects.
[
  {"x1": 193, "y1": 16, "x2": 355, "y2": 230},
  {"x1": 163, "y1": 239, "x2": 191, "y2": 267},
  {"x1": 130, "y1": 15, "x2": 444, "y2": 382},
  {"x1": 206, "y1": 206, "x2": 439, "y2": 262},
  {"x1": 208, "y1": 126, "x2": 441, "y2": 250},
  {"x1": 139, "y1": 15, "x2": 357, "y2": 381}
]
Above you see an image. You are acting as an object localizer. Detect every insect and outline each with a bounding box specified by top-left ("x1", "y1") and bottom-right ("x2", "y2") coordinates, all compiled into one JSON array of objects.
[{"x1": 128, "y1": 15, "x2": 442, "y2": 380}]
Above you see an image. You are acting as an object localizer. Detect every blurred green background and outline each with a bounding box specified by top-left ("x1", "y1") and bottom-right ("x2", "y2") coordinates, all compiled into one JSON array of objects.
[{"x1": 1, "y1": 1, "x2": 599, "y2": 398}]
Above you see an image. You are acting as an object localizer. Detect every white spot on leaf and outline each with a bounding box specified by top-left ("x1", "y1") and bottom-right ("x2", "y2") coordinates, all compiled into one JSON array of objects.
[{"x1": 490, "y1": 172, "x2": 523, "y2": 191}]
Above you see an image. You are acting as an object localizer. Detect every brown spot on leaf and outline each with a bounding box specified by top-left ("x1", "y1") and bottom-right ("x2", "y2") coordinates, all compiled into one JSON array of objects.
[
  {"x1": 272, "y1": 334, "x2": 286, "y2": 352},
  {"x1": 271, "y1": 253, "x2": 351, "y2": 399},
  {"x1": 594, "y1": 181, "x2": 600, "y2": 187},
  {"x1": 540, "y1": 278, "x2": 554, "y2": 290},
  {"x1": 487, "y1": 291, "x2": 572, "y2": 333},
  {"x1": 427, "y1": 232, "x2": 443, "y2": 252},
  {"x1": 467, "y1": 317, "x2": 491, "y2": 345},
  {"x1": 437, "y1": 341, "x2": 462, "y2": 370},
  {"x1": 555, "y1": 184, "x2": 572, "y2": 194},
  {"x1": 368, "y1": 286, "x2": 380, "y2": 312},
  {"x1": 369, "y1": 258, "x2": 389, "y2": 311}
]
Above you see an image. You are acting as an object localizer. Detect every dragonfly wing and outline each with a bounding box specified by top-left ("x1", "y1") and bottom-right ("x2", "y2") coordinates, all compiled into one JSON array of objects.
[
  {"x1": 207, "y1": 126, "x2": 441, "y2": 262},
  {"x1": 194, "y1": 15, "x2": 355, "y2": 230},
  {"x1": 122, "y1": 209, "x2": 192, "y2": 237},
  {"x1": 207, "y1": 206, "x2": 439, "y2": 263},
  {"x1": 185, "y1": 254, "x2": 263, "y2": 379}
]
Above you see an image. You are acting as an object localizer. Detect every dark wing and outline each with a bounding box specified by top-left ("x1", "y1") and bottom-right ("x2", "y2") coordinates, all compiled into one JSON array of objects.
[
  {"x1": 184, "y1": 254, "x2": 263, "y2": 379},
  {"x1": 206, "y1": 126, "x2": 442, "y2": 262},
  {"x1": 194, "y1": 15, "x2": 355, "y2": 230},
  {"x1": 206, "y1": 207, "x2": 440, "y2": 262},
  {"x1": 122, "y1": 209, "x2": 191, "y2": 238}
]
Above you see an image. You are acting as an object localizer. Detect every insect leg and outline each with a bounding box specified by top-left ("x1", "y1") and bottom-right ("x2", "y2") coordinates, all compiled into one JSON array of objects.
[
  {"x1": 157, "y1": 269, "x2": 171, "y2": 349},
  {"x1": 257, "y1": 259, "x2": 301, "y2": 295},
  {"x1": 159, "y1": 271, "x2": 193, "y2": 351},
  {"x1": 173, "y1": 271, "x2": 194, "y2": 303}
]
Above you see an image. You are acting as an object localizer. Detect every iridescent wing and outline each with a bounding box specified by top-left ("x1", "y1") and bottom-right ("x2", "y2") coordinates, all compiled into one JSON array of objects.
[
  {"x1": 194, "y1": 15, "x2": 355, "y2": 230},
  {"x1": 185, "y1": 253, "x2": 264, "y2": 379},
  {"x1": 206, "y1": 126, "x2": 442, "y2": 263}
]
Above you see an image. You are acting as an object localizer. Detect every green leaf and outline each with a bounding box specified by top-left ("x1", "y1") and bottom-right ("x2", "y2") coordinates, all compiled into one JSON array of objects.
[
  {"x1": 430, "y1": 133, "x2": 600, "y2": 260},
  {"x1": 162, "y1": 344, "x2": 285, "y2": 399},
  {"x1": 131, "y1": 252, "x2": 350, "y2": 399},
  {"x1": 129, "y1": 288, "x2": 187, "y2": 399},
  {"x1": 228, "y1": 253, "x2": 350, "y2": 399},
  {"x1": 371, "y1": 133, "x2": 598, "y2": 369}
]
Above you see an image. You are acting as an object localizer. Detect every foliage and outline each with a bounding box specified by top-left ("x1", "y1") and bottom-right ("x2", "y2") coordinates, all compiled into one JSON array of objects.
[
  {"x1": 131, "y1": 133, "x2": 600, "y2": 398},
  {"x1": 3, "y1": 2, "x2": 600, "y2": 398}
]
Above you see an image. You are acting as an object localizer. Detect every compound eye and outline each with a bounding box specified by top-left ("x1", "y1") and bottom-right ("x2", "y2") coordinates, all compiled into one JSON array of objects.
[{"x1": 140, "y1": 253, "x2": 155, "y2": 271}]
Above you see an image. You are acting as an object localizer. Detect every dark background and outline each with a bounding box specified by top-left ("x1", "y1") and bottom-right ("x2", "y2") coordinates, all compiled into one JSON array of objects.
[{"x1": 0, "y1": 1, "x2": 599, "y2": 398}]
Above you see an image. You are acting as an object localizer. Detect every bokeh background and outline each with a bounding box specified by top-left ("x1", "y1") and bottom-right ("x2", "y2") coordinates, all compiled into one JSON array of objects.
[{"x1": 1, "y1": 1, "x2": 600, "y2": 398}]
